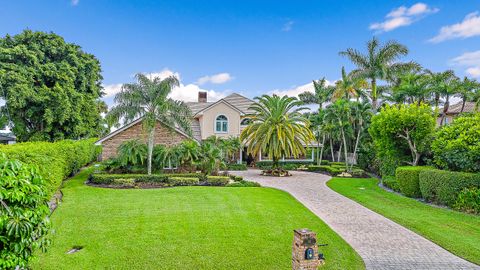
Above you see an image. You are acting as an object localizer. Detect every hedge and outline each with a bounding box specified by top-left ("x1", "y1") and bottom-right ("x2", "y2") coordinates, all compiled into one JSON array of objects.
[
  {"x1": 0, "y1": 139, "x2": 99, "y2": 195},
  {"x1": 419, "y1": 169, "x2": 480, "y2": 207},
  {"x1": 206, "y1": 176, "x2": 230, "y2": 186},
  {"x1": 89, "y1": 173, "x2": 202, "y2": 185},
  {"x1": 168, "y1": 177, "x2": 200, "y2": 186},
  {"x1": 383, "y1": 176, "x2": 400, "y2": 192},
  {"x1": 395, "y1": 166, "x2": 432, "y2": 198},
  {"x1": 226, "y1": 180, "x2": 261, "y2": 187}
]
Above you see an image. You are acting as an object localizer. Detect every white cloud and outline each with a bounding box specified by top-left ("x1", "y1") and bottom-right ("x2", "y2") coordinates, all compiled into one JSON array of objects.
[
  {"x1": 282, "y1": 20, "x2": 294, "y2": 32},
  {"x1": 450, "y1": 50, "x2": 480, "y2": 78},
  {"x1": 269, "y1": 80, "x2": 335, "y2": 98},
  {"x1": 370, "y1": 2, "x2": 438, "y2": 32},
  {"x1": 430, "y1": 12, "x2": 480, "y2": 43},
  {"x1": 196, "y1": 73, "x2": 233, "y2": 85},
  {"x1": 101, "y1": 69, "x2": 230, "y2": 105},
  {"x1": 71, "y1": 0, "x2": 79, "y2": 6}
]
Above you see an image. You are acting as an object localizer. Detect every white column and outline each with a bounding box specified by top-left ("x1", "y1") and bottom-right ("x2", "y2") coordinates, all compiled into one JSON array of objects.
[{"x1": 311, "y1": 148, "x2": 315, "y2": 161}]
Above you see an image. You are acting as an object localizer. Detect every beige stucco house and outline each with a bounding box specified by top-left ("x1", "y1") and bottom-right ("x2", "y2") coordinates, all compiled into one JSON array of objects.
[
  {"x1": 96, "y1": 92, "x2": 315, "y2": 164},
  {"x1": 437, "y1": 101, "x2": 478, "y2": 125}
]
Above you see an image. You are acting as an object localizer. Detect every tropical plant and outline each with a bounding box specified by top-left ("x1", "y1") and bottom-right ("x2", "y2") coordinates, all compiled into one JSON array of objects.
[
  {"x1": 107, "y1": 73, "x2": 192, "y2": 174},
  {"x1": 340, "y1": 37, "x2": 417, "y2": 110},
  {"x1": 455, "y1": 77, "x2": 480, "y2": 112},
  {"x1": 0, "y1": 30, "x2": 105, "y2": 141},
  {"x1": 178, "y1": 140, "x2": 199, "y2": 172},
  {"x1": 198, "y1": 141, "x2": 224, "y2": 175},
  {"x1": 349, "y1": 101, "x2": 373, "y2": 171},
  {"x1": 324, "y1": 100, "x2": 353, "y2": 171},
  {"x1": 0, "y1": 155, "x2": 51, "y2": 269},
  {"x1": 240, "y1": 95, "x2": 314, "y2": 169},
  {"x1": 390, "y1": 70, "x2": 431, "y2": 105},
  {"x1": 153, "y1": 144, "x2": 182, "y2": 172},
  {"x1": 298, "y1": 77, "x2": 334, "y2": 112},
  {"x1": 333, "y1": 67, "x2": 369, "y2": 101},
  {"x1": 117, "y1": 140, "x2": 147, "y2": 167}
]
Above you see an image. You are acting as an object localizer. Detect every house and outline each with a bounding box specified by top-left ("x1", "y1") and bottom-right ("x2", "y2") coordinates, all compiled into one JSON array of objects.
[
  {"x1": 96, "y1": 92, "x2": 316, "y2": 164},
  {"x1": 437, "y1": 101, "x2": 478, "y2": 125},
  {"x1": 0, "y1": 132, "x2": 16, "y2": 145}
]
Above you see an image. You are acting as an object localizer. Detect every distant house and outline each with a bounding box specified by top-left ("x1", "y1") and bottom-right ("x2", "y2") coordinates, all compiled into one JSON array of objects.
[
  {"x1": 0, "y1": 133, "x2": 16, "y2": 145},
  {"x1": 96, "y1": 92, "x2": 316, "y2": 164},
  {"x1": 437, "y1": 101, "x2": 478, "y2": 125}
]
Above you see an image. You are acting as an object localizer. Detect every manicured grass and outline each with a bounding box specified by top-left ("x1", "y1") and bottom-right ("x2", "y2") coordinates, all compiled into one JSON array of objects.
[
  {"x1": 327, "y1": 177, "x2": 480, "y2": 265},
  {"x1": 33, "y1": 168, "x2": 364, "y2": 269}
]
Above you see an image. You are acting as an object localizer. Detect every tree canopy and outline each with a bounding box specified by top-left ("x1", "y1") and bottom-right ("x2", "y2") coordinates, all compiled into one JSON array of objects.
[{"x1": 0, "y1": 30, "x2": 105, "y2": 141}]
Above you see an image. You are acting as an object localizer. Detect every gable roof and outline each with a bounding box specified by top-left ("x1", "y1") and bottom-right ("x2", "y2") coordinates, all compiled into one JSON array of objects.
[
  {"x1": 95, "y1": 117, "x2": 201, "y2": 145},
  {"x1": 444, "y1": 101, "x2": 478, "y2": 114},
  {"x1": 187, "y1": 93, "x2": 256, "y2": 116}
]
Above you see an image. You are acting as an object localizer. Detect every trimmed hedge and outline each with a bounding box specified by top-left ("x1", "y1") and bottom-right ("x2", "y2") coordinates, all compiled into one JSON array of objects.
[
  {"x1": 226, "y1": 163, "x2": 248, "y2": 171},
  {"x1": 0, "y1": 139, "x2": 99, "y2": 195},
  {"x1": 419, "y1": 169, "x2": 480, "y2": 207},
  {"x1": 383, "y1": 176, "x2": 401, "y2": 192},
  {"x1": 226, "y1": 180, "x2": 261, "y2": 187},
  {"x1": 168, "y1": 177, "x2": 200, "y2": 186},
  {"x1": 89, "y1": 173, "x2": 202, "y2": 185},
  {"x1": 453, "y1": 187, "x2": 480, "y2": 214},
  {"x1": 206, "y1": 176, "x2": 230, "y2": 186},
  {"x1": 308, "y1": 165, "x2": 343, "y2": 175},
  {"x1": 395, "y1": 166, "x2": 432, "y2": 198}
]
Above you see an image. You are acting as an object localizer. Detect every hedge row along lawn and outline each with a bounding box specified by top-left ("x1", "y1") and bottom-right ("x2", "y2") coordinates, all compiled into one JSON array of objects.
[
  {"x1": 33, "y1": 168, "x2": 364, "y2": 270},
  {"x1": 327, "y1": 177, "x2": 480, "y2": 265}
]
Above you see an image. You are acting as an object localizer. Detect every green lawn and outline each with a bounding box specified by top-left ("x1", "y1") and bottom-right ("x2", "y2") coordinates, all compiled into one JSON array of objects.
[
  {"x1": 32, "y1": 168, "x2": 364, "y2": 270},
  {"x1": 327, "y1": 177, "x2": 480, "y2": 265}
]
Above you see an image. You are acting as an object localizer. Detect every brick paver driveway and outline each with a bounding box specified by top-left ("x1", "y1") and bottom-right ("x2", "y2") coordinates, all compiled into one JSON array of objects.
[{"x1": 234, "y1": 169, "x2": 479, "y2": 270}]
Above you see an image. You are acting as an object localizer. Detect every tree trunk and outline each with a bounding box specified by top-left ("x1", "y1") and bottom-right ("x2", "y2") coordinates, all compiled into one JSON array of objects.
[
  {"x1": 337, "y1": 142, "x2": 342, "y2": 162},
  {"x1": 461, "y1": 98, "x2": 466, "y2": 113},
  {"x1": 341, "y1": 128, "x2": 349, "y2": 172},
  {"x1": 400, "y1": 129, "x2": 420, "y2": 166},
  {"x1": 319, "y1": 134, "x2": 326, "y2": 165},
  {"x1": 316, "y1": 128, "x2": 321, "y2": 165},
  {"x1": 371, "y1": 78, "x2": 377, "y2": 111},
  {"x1": 330, "y1": 138, "x2": 335, "y2": 162},
  {"x1": 440, "y1": 96, "x2": 450, "y2": 126},
  {"x1": 147, "y1": 128, "x2": 155, "y2": 175},
  {"x1": 350, "y1": 124, "x2": 362, "y2": 171}
]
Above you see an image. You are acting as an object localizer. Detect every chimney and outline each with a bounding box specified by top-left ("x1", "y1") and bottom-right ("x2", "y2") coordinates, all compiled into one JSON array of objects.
[{"x1": 198, "y1": 91, "x2": 207, "y2": 103}]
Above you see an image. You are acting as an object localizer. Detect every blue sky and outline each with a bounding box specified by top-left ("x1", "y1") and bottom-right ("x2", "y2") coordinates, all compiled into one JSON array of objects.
[{"x1": 1, "y1": 0, "x2": 479, "y2": 105}]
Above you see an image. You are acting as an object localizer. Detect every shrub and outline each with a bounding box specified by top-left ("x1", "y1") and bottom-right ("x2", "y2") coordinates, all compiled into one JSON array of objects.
[
  {"x1": 206, "y1": 176, "x2": 230, "y2": 186},
  {"x1": 351, "y1": 168, "x2": 366, "y2": 178},
  {"x1": 255, "y1": 160, "x2": 313, "y2": 169},
  {"x1": 453, "y1": 187, "x2": 480, "y2": 214},
  {"x1": 383, "y1": 176, "x2": 400, "y2": 192},
  {"x1": 226, "y1": 163, "x2": 248, "y2": 171},
  {"x1": 112, "y1": 178, "x2": 136, "y2": 188},
  {"x1": 167, "y1": 177, "x2": 199, "y2": 186},
  {"x1": 319, "y1": 160, "x2": 330, "y2": 165},
  {"x1": 0, "y1": 155, "x2": 51, "y2": 269},
  {"x1": 330, "y1": 162, "x2": 346, "y2": 166},
  {"x1": 431, "y1": 113, "x2": 480, "y2": 173},
  {"x1": 396, "y1": 166, "x2": 432, "y2": 198},
  {"x1": 229, "y1": 175, "x2": 243, "y2": 181},
  {"x1": 226, "y1": 180, "x2": 261, "y2": 187},
  {"x1": 0, "y1": 139, "x2": 99, "y2": 195},
  {"x1": 419, "y1": 169, "x2": 480, "y2": 207},
  {"x1": 89, "y1": 173, "x2": 202, "y2": 185},
  {"x1": 307, "y1": 165, "x2": 343, "y2": 175}
]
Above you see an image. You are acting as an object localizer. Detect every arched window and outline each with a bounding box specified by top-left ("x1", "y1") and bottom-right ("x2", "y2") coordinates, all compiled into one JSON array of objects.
[
  {"x1": 215, "y1": 115, "x2": 228, "y2": 133},
  {"x1": 240, "y1": 118, "x2": 251, "y2": 125}
]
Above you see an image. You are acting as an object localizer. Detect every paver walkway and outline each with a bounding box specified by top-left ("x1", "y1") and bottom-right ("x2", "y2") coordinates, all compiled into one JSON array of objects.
[{"x1": 234, "y1": 169, "x2": 479, "y2": 270}]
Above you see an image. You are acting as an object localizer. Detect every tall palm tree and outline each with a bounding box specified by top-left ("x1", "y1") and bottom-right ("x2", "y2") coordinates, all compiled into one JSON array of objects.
[
  {"x1": 425, "y1": 70, "x2": 456, "y2": 110},
  {"x1": 333, "y1": 67, "x2": 369, "y2": 101},
  {"x1": 108, "y1": 73, "x2": 193, "y2": 175},
  {"x1": 324, "y1": 100, "x2": 353, "y2": 171},
  {"x1": 349, "y1": 101, "x2": 372, "y2": 171},
  {"x1": 340, "y1": 37, "x2": 417, "y2": 110},
  {"x1": 391, "y1": 71, "x2": 430, "y2": 105},
  {"x1": 240, "y1": 95, "x2": 314, "y2": 169}
]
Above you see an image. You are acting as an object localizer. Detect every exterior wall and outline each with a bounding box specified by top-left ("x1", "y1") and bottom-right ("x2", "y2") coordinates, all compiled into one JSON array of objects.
[
  {"x1": 436, "y1": 115, "x2": 455, "y2": 126},
  {"x1": 100, "y1": 121, "x2": 188, "y2": 160},
  {"x1": 199, "y1": 102, "x2": 241, "y2": 139}
]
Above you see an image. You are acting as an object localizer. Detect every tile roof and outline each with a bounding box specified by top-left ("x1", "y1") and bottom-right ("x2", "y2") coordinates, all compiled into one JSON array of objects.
[
  {"x1": 186, "y1": 93, "x2": 255, "y2": 115},
  {"x1": 444, "y1": 101, "x2": 478, "y2": 114}
]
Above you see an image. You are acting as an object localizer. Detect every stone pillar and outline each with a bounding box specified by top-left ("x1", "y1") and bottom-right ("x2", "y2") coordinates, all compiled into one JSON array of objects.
[{"x1": 292, "y1": 228, "x2": 324, "y2": 270}]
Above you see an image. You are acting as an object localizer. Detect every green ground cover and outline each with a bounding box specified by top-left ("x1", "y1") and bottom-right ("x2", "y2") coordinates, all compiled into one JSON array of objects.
[
  {"x1": 33, "y1": 168, "x2": 364, "y2": 269},
  {"x1": 327, "y1": 177, "x2": 480, "y2": 265}
]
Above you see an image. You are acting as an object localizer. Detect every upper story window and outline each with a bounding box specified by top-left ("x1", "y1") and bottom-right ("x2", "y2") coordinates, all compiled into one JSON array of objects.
[
  {"x1": 215, "y1": 115, "x2": 228, "y2": 133},
  {"x1": 240, "y1": 118, "x2": 251, "y2": 126}
]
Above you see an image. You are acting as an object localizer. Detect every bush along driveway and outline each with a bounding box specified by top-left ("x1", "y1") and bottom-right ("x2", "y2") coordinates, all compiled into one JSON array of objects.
[
  {"x1": 32, "y1": 167, "x2": 364, "y2": 270},
  {"x1": 235, "y1": 169, "x2": 480, "y2": 270}
]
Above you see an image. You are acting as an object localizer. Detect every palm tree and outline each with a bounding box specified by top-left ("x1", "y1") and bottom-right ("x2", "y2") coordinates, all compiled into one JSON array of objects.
[
  {"x1": 117, "y1": 139, "x2": 147, "y2": 167},
  {"x1": 391, "y1": 71, "x2": 430, "y2": 105},
  {"x1": 298, "y1": 78, "x2": 334, "y2": 112},
  {"x1": 324, "y1": 100, "x2": 353, "y2": 171},
  {"x1": 240, "y1": 95, "x2": 314, "y2": 169},
  {"x1": 198, "y1": 141, "x2": 224, "y2": 175},
  {"x1": 108, "y1": 73, "x2": 193, "y2": 175},
  {"x1": 340, "y1": 37, "x2": 417, "y2": 110},
  {"x1": 349, "y1": 101, "x2": 372, "y2": 171},
  {"x1": 425, "y1": 70, "x2": 456, "y2": 110},
  {"x1": 456, "y1": 77, "x2": 480, "y2": 112},
  {"x1": 333, "y1": 67, "x2": 369, "y2": 101},
  {"x1": 178, "y1": 140, "x2": 199, "y2": 172},
  {"x1": 153, "y1": 144, "x2": 182, "y2": 172}
]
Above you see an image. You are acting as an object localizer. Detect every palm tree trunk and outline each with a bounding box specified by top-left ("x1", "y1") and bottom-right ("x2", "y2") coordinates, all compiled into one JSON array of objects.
[
  {"x1": 330, "y1": 138, "x2": 335, "y2": 162},
  {"x1": 147, "y1": 128, "x2": 155, "y2": 175},
  {"x1": 371, "y1": 78, "x2": 377, "y2": 111},
  {"x1": 319, "y1": 134, "x2": 326, "y2": 165},
  {"x1": 350, "y1": 124, "x2": 362, "y2": 171},
  {"x1": 440, "y1": 96, "x2": 450, "y2": 126},
  {"x1": 341, "y1": 128, "x2": 349, "y2": 172},
  {"x1": 337, "y1": 142, "x2": 342, "y2": 162},
  {"x1": 461, "y1": 98, "x2": 466, "y2": 113}
]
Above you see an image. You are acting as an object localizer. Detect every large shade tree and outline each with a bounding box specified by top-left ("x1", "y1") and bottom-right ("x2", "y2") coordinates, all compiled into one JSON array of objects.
[
  {"x1": 108, "y1": 73, "x2": 192, "y2": 175},
  {"x1": 240, "y1": 94, "x2": 314, "y2": 169},
  {"x1": 340, "y1": 37, "x2": 417, "y2": 110},
  {"x1": 0, "y1": 30, "x2": 105, "y2": 141}
]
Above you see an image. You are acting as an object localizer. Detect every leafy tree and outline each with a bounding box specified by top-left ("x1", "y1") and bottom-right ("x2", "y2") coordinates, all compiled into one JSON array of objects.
[
  {"x1": 0, "y1": 30, "x2": 104, "y2": 141},
  {"x1": 240, "y1": 94, "x2": 314, "y2": 169},
  {"x1": 340, "y1": 37, "x2": 417, "y2": 110},
  {"x1": 0, "y1": 155, "x2": 51, "y2": 269},
  {"x1": 108, "y1": 73, "x2": 192, "y2": 175},
  {"x1": 369, "y1": 104, "x2": 435, "y2": 176},
  {"x1": 432, "y1": 113, "x2": 480, "y2": 172}
]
